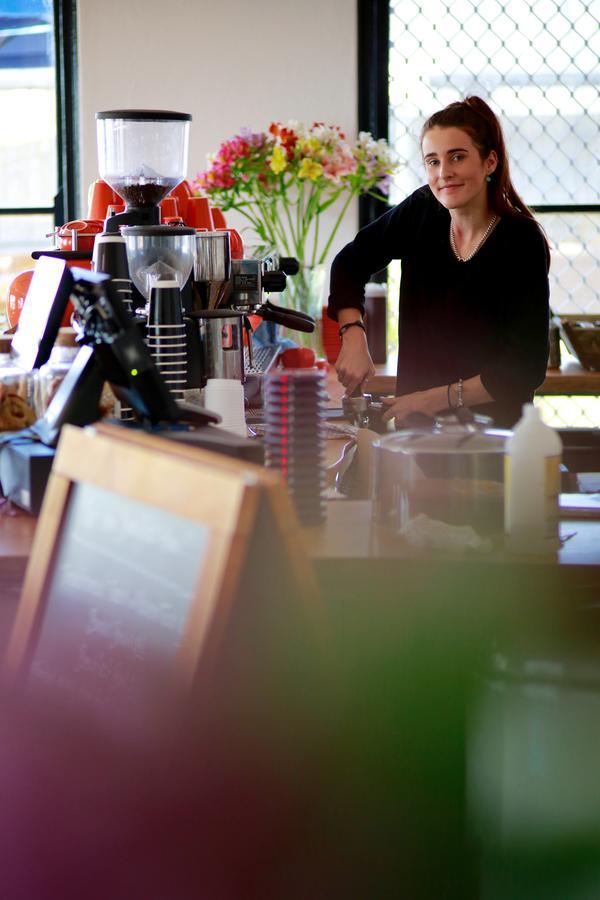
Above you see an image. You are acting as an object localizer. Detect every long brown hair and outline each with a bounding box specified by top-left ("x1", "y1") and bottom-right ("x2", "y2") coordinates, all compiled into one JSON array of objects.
[{"x1": 421, "y1": 96, "x2": 535, "y2": 221}]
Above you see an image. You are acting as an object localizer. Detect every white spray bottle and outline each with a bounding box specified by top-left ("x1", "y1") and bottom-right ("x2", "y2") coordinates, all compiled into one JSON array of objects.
[{"x1": 504, "y1": 403, "x2": 562, "y2": 554}]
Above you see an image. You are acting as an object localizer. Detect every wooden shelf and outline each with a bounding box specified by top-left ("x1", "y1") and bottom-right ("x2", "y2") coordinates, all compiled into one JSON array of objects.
[
  {"x1": 363, "y1": 357, "x2": 600, "y2": 397},
  {"x1": 540, "y1": 363, "x2": 600, "y2": 396}
]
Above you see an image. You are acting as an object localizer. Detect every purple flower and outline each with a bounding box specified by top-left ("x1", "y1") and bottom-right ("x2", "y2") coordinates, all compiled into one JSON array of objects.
[
  {"x1": 239, "y1": 127, "x2": 267, "y2": 148},
  {"x1": 376, "y1": 174, "x2": 391, "y2": 196}
]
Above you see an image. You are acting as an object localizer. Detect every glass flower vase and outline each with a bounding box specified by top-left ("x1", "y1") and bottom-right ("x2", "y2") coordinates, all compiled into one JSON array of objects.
[{"x1": 283, "y1": 263, "x2": 327, "y2": 357}]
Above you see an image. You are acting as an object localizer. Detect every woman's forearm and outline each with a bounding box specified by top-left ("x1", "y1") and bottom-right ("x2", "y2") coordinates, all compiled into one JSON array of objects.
[
  {"x1": 382, "y1": 375, "x2": 494, "y2": 424},
  {"x1": 336, "y1": 307, "x2": 365, "y2": 327},
  {"x1": 443, "y1": 375, "x2": 493, "y2": 411}
]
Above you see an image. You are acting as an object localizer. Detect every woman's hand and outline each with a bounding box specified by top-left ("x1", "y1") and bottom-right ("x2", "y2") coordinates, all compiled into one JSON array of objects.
[
  {"x1": 335, "y1": 327, "x2": 376, "y2": 395},
  {"x1": 381, "y1": 389, "x2": 442, "y2": 427}
]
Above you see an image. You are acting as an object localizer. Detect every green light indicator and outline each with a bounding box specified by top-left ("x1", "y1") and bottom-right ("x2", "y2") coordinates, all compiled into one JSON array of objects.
[{"x1": 130, "y1": 368, "x2": 138, "y2": 377}]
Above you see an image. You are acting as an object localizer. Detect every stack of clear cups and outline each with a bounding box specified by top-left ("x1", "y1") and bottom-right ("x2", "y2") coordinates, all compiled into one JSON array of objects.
[
  {"x1": 146, "y1": 281, "x2": 187, "y2": 403},
  {"x1": 263, "y1": 368, "x2": 327, "y2": 525}
]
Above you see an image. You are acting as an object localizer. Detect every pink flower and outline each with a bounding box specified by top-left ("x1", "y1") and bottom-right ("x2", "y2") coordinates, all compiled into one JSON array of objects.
[
  {"x1": 204, "y1": 161, "x2": 235, "y2": 189},
  {"x1": 216, "y1": 136, "x2": 251, "y2": 165},
  {"x1": 191, "y1": 171, "x2": 210, "y2": 192},
  {"x1": 321, "y1": 145, "x2": 357, "y2": 184}
]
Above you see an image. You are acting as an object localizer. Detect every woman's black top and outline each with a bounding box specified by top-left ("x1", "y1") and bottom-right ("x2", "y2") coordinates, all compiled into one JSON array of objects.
[{"x1": 328, "y1": 186, "x2": 550, "y2": 427}]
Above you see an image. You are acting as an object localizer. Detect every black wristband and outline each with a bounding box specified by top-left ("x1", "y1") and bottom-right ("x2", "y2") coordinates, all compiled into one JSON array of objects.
[{"x1": 339, "y1": 320, "x2": 366, "y2": 340}]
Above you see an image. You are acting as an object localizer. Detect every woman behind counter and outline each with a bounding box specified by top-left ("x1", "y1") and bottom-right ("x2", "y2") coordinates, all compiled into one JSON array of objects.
[{"x1": 328, "y1": 96, "x2": 550, "y2": 428}]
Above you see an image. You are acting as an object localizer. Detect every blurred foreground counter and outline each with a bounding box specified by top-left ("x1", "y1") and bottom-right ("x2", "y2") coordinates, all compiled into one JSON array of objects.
[
  {"x1": 302, "y1": 500, "x2": 600, "y2": 613},
  {"x1": 2, "y1": 497, "x2": 600, "y2": 631}
]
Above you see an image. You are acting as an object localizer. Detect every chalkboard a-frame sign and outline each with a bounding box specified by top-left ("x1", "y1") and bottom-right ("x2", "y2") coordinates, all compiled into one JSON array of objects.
[{"x1": 5, "y1": 424, "x2": 316, "y2": 703}]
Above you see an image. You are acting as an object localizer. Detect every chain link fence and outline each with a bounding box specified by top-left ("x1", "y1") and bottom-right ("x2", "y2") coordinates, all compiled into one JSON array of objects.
[{"x1": 388, "y1": 0, "x2": 600, "y2": 426}]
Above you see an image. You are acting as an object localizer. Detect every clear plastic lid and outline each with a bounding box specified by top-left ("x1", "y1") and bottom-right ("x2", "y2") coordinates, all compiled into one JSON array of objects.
[
  {"x1": 122, "y1": 225, "x2": 196, "y2": 298},
  {"x1": 375, "y1": 414, "x2": 511, "y2": 455}
]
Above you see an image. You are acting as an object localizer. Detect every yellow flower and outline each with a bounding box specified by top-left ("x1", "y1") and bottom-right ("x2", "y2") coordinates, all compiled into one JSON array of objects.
[
  {"x1": 297, "y1": 137, "x2": 322, "y2": 156},
  {"x1": 269, "y1": 146, "x2": 288, "y2": 174},
  {"x1": 298, "y1": 158, "x2": 323, "y2": 181}
]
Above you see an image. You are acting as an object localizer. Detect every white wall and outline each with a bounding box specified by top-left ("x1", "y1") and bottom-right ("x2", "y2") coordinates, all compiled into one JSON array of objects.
[{"x1": 77, "y1": 0, "x2": 358, "y2": 263}]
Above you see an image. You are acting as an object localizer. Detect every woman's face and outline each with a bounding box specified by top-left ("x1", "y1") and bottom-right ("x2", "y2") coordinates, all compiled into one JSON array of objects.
[{"x1": 421, "y1": 126, "x2": 497, "y2": 212}]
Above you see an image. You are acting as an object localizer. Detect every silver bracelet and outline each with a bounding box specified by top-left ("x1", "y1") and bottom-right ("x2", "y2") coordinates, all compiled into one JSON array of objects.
[{"x1": 448, "y1": 378, "x2": 464, "y2": 410}]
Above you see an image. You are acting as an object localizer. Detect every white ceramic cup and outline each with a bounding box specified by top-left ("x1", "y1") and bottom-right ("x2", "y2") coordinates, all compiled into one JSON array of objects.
[{"x1": 204, "y1": 378, "x2": 247, "y2": 438}]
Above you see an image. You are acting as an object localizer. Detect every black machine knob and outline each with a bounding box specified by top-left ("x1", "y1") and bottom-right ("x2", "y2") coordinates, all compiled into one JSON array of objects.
[
  {"x1": 278, "y1": 257, "x2": 300, "y2": 275},
  {"x1": 262, "y1": 271, "x2": 287, "y2": 293}
]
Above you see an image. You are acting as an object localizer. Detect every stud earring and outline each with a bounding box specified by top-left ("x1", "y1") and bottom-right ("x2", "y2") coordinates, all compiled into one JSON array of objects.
[{"x1": 486, "y1": 174, "x2": 492, "y2": 183}]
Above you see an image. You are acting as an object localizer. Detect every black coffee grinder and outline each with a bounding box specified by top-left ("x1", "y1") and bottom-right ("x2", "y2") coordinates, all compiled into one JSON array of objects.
[{"x1": 93, "y1": 109, "x2": 193, "y2": 315}]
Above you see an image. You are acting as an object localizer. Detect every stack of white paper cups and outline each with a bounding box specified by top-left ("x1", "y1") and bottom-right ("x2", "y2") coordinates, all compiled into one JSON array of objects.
[
  {"x1": 146, "y1": 281, "x2": 187, "y2": 403},
  {"x1": 203, "y1": 378, "x2": 247, "y2": 437}
]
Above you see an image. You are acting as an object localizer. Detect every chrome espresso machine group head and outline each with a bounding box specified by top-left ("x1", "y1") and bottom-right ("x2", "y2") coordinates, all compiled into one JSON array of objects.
[{"x1": 186, "y1": 235, "x2": 313, "y2": 390}]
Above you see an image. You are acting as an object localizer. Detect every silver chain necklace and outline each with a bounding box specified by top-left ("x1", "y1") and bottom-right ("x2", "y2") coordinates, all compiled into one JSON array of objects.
[{"x1": 450, "y1": 214, "x2": 498, "y2": 263}]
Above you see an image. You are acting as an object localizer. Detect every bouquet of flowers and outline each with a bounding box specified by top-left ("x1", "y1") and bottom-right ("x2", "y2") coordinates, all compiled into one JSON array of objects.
[{"x1": 193, "y1": 121, "x2": 398, "y2": 325}]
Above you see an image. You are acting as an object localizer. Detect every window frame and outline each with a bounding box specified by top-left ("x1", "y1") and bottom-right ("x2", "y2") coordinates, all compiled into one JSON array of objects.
[
  {"x1": 0, "y1": 0, "x2": 79, "y2": 228},
  {"x1": 357, "y1": 0, "x2": 600, "y2": 224},
  {"x1": 357, "y1": 0, "x2": 390, "y2": 230}
]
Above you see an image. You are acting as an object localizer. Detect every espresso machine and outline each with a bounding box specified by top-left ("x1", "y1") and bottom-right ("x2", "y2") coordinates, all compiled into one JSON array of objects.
[{"x1": 188, "y1": 233, "x2": 312, "y2": 401}]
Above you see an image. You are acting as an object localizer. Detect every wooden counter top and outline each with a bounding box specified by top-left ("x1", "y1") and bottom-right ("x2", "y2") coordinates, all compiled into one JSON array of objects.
[
  {"x1": 5, "y1": 498, "x2": 600, "y2": 569},
  {"x1": 303, "y1": 499, "x2": 600, "y2": 567},
  {"x1": 0, "y1": 508, "x2": 37, "y2": 559},
  {"x1": 0, "y1": 508, "x2": 35, "y2": 657}
]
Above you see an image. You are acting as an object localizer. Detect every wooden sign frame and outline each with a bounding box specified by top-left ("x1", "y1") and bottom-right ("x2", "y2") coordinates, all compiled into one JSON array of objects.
[{"x1": 5, "y1": 423, "x2": 317, "y2": 694}]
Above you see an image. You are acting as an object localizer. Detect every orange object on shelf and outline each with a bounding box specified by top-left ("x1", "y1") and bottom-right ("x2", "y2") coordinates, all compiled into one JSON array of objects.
[
  {"x1": 211, "y1": 206, "x2": 227, "y2": 228},
  {"x1": 159, "y1": 197, "x2": 179, "y2": 220},
  {"x1": 217, "y1": 227, "x2": 243, "y2": 259},
  {"x1": 41, "y1": 219, "x2": 101, "y2": 325},
  {"x1": 168, "y1": 180, "x2": 193, "y2": 221},
  {"x1": 57, "y1": 219, "x2": 104, "y2": 253},
  {"x1": 186, "y1": 196, "x2": 214, "y2": 230},
  {"x1": 87, "y1": 179, "x2": 120, "y2": 221},
  {"x1": 6, "y1": 269, "x2": 34, "y2": 329}
]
